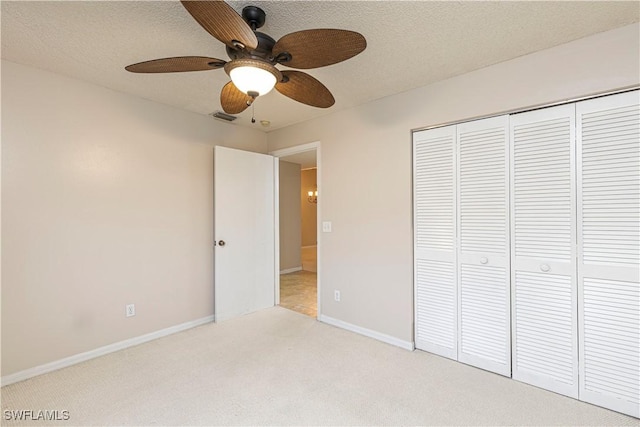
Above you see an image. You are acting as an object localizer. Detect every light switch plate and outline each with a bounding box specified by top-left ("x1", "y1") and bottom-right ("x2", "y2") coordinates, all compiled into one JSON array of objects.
[{"x1": 322, "y1": 221, "x2": 332, "y2": 233}]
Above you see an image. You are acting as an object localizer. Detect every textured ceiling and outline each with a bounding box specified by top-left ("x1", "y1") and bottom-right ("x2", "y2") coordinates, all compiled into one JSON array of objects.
[{"x1": 2, "y1": 1, "x2": 639, "y2": 132}]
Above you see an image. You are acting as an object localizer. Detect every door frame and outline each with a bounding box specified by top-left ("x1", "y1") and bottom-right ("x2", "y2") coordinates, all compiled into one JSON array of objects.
[{"x1": 269, "y1": 141, "x2": 321, "y2": 318}]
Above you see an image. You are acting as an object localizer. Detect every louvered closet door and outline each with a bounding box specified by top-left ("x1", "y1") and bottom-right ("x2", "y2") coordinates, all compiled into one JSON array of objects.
[
  {"x1": 510, "y1": 104, "x2": 578, "y2": 398},
  {"x1": 456, "y1": 116, "x2": 511, "y2": 376},
  {"x1": 577, "y1": 91, "x2": 640, "y2": 418},
  {"x1": 414, "y1": 125, "x2": 457, "y2": 359}
]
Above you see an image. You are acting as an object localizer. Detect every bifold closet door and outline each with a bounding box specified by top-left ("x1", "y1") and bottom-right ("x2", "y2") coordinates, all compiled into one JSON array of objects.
[
  {"x1": 456, "y1": 116, "x2": 511, "y2": 376},
  {"x1": 510, "y1": 104, "x2": 579, "y2": 398},
  {"x1": 413, "y1": 125, "x2": 457, "y2": 359},
  {"x1": 577, "y1": 91, "x2": 639, "y2": 418}
]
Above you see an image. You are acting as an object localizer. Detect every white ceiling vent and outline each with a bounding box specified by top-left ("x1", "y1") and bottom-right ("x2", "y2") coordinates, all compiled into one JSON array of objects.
[{"x1": 210, "y1": 111, "x2": 237, "y2": 122}]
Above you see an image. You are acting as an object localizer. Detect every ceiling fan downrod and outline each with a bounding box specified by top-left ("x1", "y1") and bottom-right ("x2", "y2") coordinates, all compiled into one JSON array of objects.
[{"x1": 242, "y1": 6, "x2": 266, "y2": 31}]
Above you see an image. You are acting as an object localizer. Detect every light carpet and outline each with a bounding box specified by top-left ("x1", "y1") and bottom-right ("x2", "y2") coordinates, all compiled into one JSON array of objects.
[{"x1": 1, "y1": 307, "x2": 638, "y2": 426}]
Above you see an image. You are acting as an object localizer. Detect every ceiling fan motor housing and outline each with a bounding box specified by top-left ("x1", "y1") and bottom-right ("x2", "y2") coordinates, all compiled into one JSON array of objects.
[
  {"x1": 226, "y1": 31, "x2": 276, "y2": 62},
  {"x1": 227, "y1": 6, "x2": 291, "y2": 66}
]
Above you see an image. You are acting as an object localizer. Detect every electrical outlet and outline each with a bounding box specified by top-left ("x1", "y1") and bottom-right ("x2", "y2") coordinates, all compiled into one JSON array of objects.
[
  {"x1": 126, "y1": 304, "x2": 135, "y2": 317},
  {"x1": 334, "y1": 290, "x2": 341, "y2": 302}
]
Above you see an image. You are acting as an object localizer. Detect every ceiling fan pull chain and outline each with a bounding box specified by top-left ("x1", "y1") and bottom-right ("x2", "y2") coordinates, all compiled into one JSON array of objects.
[{"x1": 251, "y1": 102, "x2": 256, "y2": 123}]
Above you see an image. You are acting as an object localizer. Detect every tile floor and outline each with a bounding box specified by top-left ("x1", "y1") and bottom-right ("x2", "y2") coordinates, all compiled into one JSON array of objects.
[
  {"x1": 279, "y1": 270, "x2": 317, "y2": 317},
  {"x1": 280, "y1": 246, "x2": 317, "y2": 317}
]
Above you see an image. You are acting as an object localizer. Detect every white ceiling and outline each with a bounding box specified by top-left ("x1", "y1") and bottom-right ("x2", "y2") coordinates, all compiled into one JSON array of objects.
[
  {"x1": 280, "y1": 150, "x2": 317, "y2": 169},
  {"x1": 2, "y1": 1, "x2": 638, "y2": 132}
]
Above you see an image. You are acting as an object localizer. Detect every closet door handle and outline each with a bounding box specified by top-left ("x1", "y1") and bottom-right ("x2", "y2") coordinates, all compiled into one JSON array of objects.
[
  {"x1": 480, "y1": 257, "x2": 488, "y2": 265},
  {"x1": 540, "y1": 264, "x2": 550, "y2": 272}
]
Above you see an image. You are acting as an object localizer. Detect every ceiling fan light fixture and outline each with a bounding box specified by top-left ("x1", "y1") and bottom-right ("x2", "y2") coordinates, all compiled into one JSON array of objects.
[
  {"x1": 224, "y1": 59, "x2": 282, "y2": 97},
  {"x1": 230, "y1": 66, "x2": 276, "y2": 96}
]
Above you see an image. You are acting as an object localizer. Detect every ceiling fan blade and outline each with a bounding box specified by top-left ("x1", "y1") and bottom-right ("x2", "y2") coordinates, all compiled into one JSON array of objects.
[
  {"x1": 125, "y1": 56, "x2": 226, "y2": 73},
  {"x1": 275, "y1": 71, "x2": 335, "y2": 108},
  {"x1": 220, "y1": 81, "x2": 252, "y2": 114},
  {"x1": 181, "y1": 1, "x2": 258, "y2": 50},
  {"x1": 273, "y1": 29, "x2": 366, "y2": 69}
]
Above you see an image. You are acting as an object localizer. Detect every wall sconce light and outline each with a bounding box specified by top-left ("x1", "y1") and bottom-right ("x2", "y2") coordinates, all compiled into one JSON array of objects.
[{"x1": 307, "y1": 189, "x2": 318, "y2": 204}]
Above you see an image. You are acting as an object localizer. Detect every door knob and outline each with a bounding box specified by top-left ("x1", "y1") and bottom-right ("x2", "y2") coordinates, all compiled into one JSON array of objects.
[
  {"x1": 540, "y1": 264, "x2": 550, "y2": 272},
  {"x1": 480, "y1": 257, "x2": 488, "y2": 264},
  {"x1": 218, "y1": 240, "x2": 226, "y2": 247}
]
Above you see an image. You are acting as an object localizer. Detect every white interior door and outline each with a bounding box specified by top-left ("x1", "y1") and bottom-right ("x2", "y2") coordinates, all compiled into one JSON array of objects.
[
  {"x1": 510, "y1": 104, "x2": 578, "y2": 398},
  {"x1": 214, "y1": 146, "x2": 276, "y2": 322},
  {"x1": 457, "y1": 115, "x2": 511, "y2": 377},
  {"x1": 413, "y1": 125, "x2": 458, "y2": 359},
  {"x1": 577, "y1": 90, "x2": 639, "y2": 418}
]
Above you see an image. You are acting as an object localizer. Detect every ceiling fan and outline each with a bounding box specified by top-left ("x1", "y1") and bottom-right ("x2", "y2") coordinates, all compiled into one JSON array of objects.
[{"x1": 125, "y1": 1, "x2": 367, "y2": 116}]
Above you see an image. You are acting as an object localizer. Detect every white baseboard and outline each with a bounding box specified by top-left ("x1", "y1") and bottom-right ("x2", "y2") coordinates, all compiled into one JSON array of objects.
[
  {"x1": 280, "y1": 266, "x2": 302, "y2": 274},
  {"x1": 319, "y1": 314, "x2": 415, "y2": 351},
  {"x1": 1, "y1": 315, "x2": 214, "y2": 387}
]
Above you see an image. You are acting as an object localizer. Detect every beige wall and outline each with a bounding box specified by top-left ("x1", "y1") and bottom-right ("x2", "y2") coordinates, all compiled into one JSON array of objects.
[
  {"x1": 301, "y1": 169, "x2": 317, "y2": 247},
  {"x1": 1, "y1": 60, "x2": 267, "y2": 376},
  {"x1": 267, "y1": 24, "x2": 640, "y2": 344},
  {"x1": 279, "y1": 160, "x2": 301, "y2": 271}
]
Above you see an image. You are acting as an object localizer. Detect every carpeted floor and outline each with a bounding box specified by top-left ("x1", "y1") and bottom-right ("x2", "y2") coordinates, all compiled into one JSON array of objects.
[{"x1": 1, "y1": 307, "x2": 638, "y2": 426}]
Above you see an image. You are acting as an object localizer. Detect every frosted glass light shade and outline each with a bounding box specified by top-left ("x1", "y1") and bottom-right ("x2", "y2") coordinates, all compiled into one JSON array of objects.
[{"x1": 230, "y1": 66, "x2": 277, "y2": 96}]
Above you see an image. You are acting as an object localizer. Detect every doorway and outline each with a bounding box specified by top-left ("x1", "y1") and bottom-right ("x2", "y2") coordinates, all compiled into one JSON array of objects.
[{"x1": 271, "y1": 142, "x2": 320, "y2": 318}]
